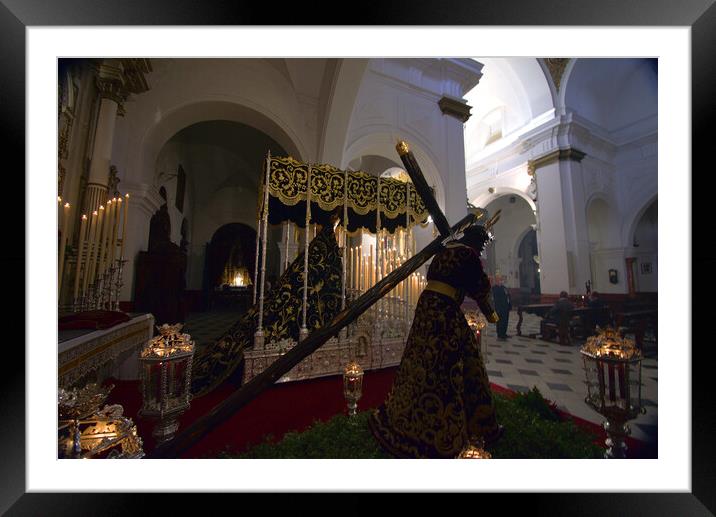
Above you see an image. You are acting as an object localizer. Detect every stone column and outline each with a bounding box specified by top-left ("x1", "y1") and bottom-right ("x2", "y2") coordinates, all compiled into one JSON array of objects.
[
  {"x1": 529, "y1": 148, "x2": 586, "y2": 295},
  {"x1": 82, "y1": 60, "x2": 128, "y2": 216},
  {"x1": 117, "y1": 182, "x2": 164, "y2": 304},
  {"x1": 438, "y1": 95, "x2": 472, "y2": 225}
]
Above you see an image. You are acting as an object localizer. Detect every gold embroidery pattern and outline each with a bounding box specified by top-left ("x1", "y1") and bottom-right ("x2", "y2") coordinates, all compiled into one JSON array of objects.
[
  {"x1": 368, "y1": 247, "x2": 499, "y2": 458},
  {"x1": 267, "y1": 156, "x2": 429, "y2": 222},
  {"x1": 191, "y1": 225, "x2": 343, "y2": 397}
]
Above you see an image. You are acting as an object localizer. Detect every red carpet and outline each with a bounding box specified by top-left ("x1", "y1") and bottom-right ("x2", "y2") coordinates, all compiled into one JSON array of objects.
[{"x1": 105, "y1": 368, "x2": 655, "y2": 459}]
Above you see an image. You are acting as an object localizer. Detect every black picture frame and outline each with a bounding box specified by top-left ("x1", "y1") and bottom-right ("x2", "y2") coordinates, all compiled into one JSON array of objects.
[{"x1": 3, "y1": 1, "x2": 712, "y2": 514}]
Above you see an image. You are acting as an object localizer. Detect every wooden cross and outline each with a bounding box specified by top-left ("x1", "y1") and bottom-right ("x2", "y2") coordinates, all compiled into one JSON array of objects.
[{"x1": 150, "y1": 141, "x2": 479, "y2": 458}]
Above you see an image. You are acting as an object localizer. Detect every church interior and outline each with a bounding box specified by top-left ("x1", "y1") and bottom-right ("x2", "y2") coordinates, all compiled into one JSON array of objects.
[{"x1": 56, "y1": 57, "x2": 658, "y2": 460}]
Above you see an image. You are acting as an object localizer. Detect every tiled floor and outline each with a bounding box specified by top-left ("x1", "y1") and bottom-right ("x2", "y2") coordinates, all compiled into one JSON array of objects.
[
  {"x1": 183, "y1": 307, "x2": 659, "y2": 446},
  {"x1": 183, "y1": 307, "x2": 242, "y2": 350},
  {"x1": 480, "y1": 311, "x2": 658, "y2": 445}
]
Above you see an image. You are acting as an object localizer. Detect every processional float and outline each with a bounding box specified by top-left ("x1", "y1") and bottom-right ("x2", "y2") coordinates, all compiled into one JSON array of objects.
[
  {"x1": 243, "y1": 150, "x2": 433, "y2": 384},
  {"x1": 151, "y1": 141, "x2": 500, "y2": 458}
]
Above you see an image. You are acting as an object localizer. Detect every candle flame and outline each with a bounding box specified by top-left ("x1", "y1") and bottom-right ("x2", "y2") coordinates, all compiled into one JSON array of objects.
[
  {"x1": 82, "y1": 215, "x2": 87, "y2": 220},
  {"x1": 92, "y1": 211, "x2": 98, "y2": 216},
  {"x1": 99, "y1": 205, "x2": 105, "y2": 210},
  {"x1": 64, "y1": 203, "x2": 70, "y2": 208},
  {"x1": 125, "y1": 193, "x2": 130, "y2": 198}
]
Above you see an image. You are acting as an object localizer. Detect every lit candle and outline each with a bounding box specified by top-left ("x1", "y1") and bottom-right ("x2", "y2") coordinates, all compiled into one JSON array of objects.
[
  {"x1": 110, "y1": 197, "x2": 121, "y2": 264},
  {"x1": 73, "y1": 214, "x2": 88, "y2": 302},
  {"x1": 83, "y1": 210, "x2": 98, "y2": 295},
  {"x1": 119, "y1": 193, "x2": 129, "y2": 260},
  {"x1": 349, "y1": 246, "x2": 354, "y2": 291},
  {"x1": 58, "y1": 202, "x2": 71, "y2": 298},
  {"x1": 101, "y1": 198, "x2": 116, "y2": 274},
  {"x1": 97, "y1": 199, "x2": 111, "y2": 277},
  {"x1": 369, "y1": 245, "x2": 373, "y2": 288},
  {"x1": 88, "y1": 205, "x2": 105, "y2": 288}
]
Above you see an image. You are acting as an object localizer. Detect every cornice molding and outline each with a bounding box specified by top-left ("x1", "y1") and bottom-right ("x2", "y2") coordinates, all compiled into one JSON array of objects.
[
  {"x1": 121, "y1": 182, "x2": 164, "y2": 217},
  {"x1": 527, "y1": 147, "x2": 586, "y2": 175},
  {"x1": 438, "y1": 95, "x2": 472, "y2": 123}
]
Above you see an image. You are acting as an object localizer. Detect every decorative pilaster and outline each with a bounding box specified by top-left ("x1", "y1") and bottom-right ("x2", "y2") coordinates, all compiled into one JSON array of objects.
[{"x1": 82, "y1": 59, "x2": 152, "y2": 216}]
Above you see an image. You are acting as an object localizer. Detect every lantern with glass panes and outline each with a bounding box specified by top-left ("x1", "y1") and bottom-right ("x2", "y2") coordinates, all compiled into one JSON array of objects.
[
  {"x1": 342, "y1": 361, "x2": 364, "y2": 417},
  {"x1": 581, "y1": 327, "x2": 645, "y2": 458},
  {"x1": 139, "y1": 323, "x2": 195, "y2": 444}
]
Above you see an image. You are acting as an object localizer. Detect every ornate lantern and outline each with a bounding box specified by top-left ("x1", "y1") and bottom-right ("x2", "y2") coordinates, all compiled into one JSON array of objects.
[
  {"x1": 465, "y1": 310, "x2": 489, "y2": 363},
  {"x1": 580, "y1": 326, "x2": 645, "y2": 458},
  {"x1": 139, "y1": 323, "x2": 195, "y2": 444},
  {"x1": 58, "y1": 383, "x2": 144, "y2": 459},
  {"x1": 458, "y1": 439, "x2": 492, "y2": 459},
  {"x1": 343, "y1": 361, "x2": 364, "y2": 417}
]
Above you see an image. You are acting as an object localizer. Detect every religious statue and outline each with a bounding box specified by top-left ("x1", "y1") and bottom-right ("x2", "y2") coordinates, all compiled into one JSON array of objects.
[{"x1": 368, "y1": 223, "x2": 504, "y2": 458}]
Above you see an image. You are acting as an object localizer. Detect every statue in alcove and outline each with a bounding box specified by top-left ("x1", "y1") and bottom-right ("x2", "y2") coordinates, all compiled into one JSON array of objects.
[{"x1": 134, "y1": 187, "x2": 187, "y2": 325}]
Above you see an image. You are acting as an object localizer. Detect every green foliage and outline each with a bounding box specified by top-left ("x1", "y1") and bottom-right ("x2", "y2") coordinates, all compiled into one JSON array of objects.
[
  {"x1": 220, "y1": 411, "x2": 391, "y2": 459},
  {"x1": 219, "y1": 390, "x2": 603, "y2": 459},
  {"x1": 511, "y1": 386, "x2": 561, "y2": 422},
  {"x1": 490, "y1": 391, "x2": 603, "y2": 459}
]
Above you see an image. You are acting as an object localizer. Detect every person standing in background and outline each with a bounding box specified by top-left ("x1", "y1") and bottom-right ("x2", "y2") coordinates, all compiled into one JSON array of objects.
[{"x1": 491, "y1": 274, "x2": 512, "y2": 340}]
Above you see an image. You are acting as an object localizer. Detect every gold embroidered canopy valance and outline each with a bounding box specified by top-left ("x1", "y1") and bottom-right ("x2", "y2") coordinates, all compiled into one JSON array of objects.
[{"x1": 263, "y1": 155, "x2": 430, "y2": 234}]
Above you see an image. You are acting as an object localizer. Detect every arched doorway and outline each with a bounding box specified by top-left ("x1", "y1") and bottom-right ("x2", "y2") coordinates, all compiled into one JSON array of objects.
[
  {"x1": 204, "y1": 223, "x2": 257, "y2": 311},
  {"x1": 517, "y1": 229, "x2": 540, "y2": 297},
  {"x1": 631, "y1": 199, "x2": 658, "y2": 293},
  {"x1": 482, "y1": 193, "x2": 538, "y2": 305}
]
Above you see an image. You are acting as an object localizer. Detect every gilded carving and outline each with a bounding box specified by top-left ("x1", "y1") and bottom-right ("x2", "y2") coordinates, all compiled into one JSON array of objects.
[{"x1": 544, "y1": 58, "x2": 570, "y2": 91}]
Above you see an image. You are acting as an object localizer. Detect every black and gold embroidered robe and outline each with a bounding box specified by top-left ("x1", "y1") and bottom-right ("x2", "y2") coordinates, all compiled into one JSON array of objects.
[
  {"x1": 190, "y1": 225, "x2": 343, "y2": 397},
  {"x1": 368, "y1": 244, "x2": 500, "y2": 458}
]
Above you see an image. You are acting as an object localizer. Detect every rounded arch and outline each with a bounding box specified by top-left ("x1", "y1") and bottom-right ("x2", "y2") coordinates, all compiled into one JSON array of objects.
[
  {"x1": 471, "y1": 187, "x2": 537, "y2": 213},
  {"x1": 319, "y1": 58, "x2": 370, "y2": 166},
  {"x1": 137, "y1": 100, "x2": 306, "y2": 187},
  {"x1": 342, "y1": 131, "x2": 446, "y2": 211},
  {"x1": 481, "y1": 193, "x2": 538, "y2": 287},
  {"x1": 624, "y1": 194, "x2": 658, "y2": 250},
  {"x1": 206, "y1": 222, "x2": 257, "y2": 289},
  {"x1": 465, "y1": 58, "x2": 555, "y2": 164},
  {"x1": 585, "y1": 194, "x2": 620, "y2": 250}
]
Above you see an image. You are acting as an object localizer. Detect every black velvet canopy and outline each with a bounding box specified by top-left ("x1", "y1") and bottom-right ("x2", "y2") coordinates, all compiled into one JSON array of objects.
[{"x1": 261, "y1": 155, "x2": 431, "y2": 234}]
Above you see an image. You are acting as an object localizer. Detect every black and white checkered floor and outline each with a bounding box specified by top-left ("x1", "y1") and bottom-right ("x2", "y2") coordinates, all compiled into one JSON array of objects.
[
  {"x1": 183, "y1": 308, "x2": 658, "y2": 445},
  {"x1": 481, "y1": 312, "x2": 658, "y2": 445}
]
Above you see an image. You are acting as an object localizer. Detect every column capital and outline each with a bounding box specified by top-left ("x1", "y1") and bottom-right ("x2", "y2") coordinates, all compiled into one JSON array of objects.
[
  {"x1": 94, "y1": 58, "x2": 152, "y2": 114},
  {"x1": 438, "y1": 95, "x2": 473, "y2": 123},
  {"x1": 527, "y1": 147, "x2": 586, "y2": 175},
  {"x1": 121, "y1": 181, "x2": 164, "y2": 218}
]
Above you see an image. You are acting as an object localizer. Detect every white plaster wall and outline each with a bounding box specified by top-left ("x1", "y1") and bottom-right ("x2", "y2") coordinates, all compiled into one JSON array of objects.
[{"x1": 343, "y1": 58, "x2": 483, "y2": 226}]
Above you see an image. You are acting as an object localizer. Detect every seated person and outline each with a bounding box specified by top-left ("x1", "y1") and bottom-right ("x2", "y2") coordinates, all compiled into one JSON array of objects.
[
  {"x1": 541, "y1": 291, "x2": 574, "y2": 345},
  {"x1": 587, "y1": 291, "x2": 610, "y2": 328},
  {"x1": 547, "y1": 291, "x2": 574, "y2": 322}
]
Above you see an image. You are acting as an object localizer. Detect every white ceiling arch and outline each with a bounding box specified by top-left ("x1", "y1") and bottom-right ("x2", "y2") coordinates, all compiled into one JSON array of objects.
[{"x1": 464, "y1": 58, "x2": 555, "y2": 167}]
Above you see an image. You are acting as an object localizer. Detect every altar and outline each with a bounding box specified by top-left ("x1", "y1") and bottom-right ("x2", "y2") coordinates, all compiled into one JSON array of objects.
[{"x1": 58, "y1": 313, "x2": 154, "y2": 388}]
